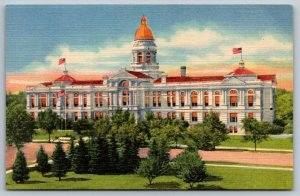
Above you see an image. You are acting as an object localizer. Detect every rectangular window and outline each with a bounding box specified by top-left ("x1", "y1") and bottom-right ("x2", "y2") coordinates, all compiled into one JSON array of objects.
[
  {"x1": 74, "y1": 112, "x2": 78, "y2": 121},
  {"x1": 230, "y1": 113, "x2": 238, "y2": 122},
  {"x1": 215, "y1": 96, "x2": 220, "y2": 107},
  {"x1": 204, "y1": 112, "x2": 209, "y2": 119},
  {"x1": 158, "y1": 92, "x2": 161, "y2": 107},
  {"x1": 153, "y1": 92, "x2": 157, "y2": 107},
  {"x1": 230, "y1": 96, "x2": 238, "y2": 107},
  {"x1": 248, "y1": 96, "x2": 254, "y2": 107},
  {"x1": 248, "y1": 113, "x2": 254, "y2": 119},
  {"x1": 40, "y1": 94, "x2": 47, "y2": 108},
  {"x1": 192, "y1": 112, "x2": 198, "y2": 122},
  {"x1": 180, "y1": 92, "x2": 185, "y2": 107},
  {"x1": 172, "y1": 91, "x2": 176, "y2": 106},
  {"x1": 204, "y1": 96, "x2": 209, "y2": 107},
  {"x1": 181, "y1": 112, "x2": 185, "y2": 120},
  {"x1": 83, "y1": 94, "x2": 87, "y2": 107},
  {"x1": 172, "y1": 112, "x2": 176, "y2": 119},
  {"x1": 144, "y1": 91, "x2": 149, "y2": 107},
  {"x1": 167, "y1": 91, "x2": 171, "y2": 107}
]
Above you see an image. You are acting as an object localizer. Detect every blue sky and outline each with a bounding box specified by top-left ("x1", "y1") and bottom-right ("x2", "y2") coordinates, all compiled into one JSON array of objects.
[{"x1": 6, "y1": 5, "x2": 293, "y2": 90}]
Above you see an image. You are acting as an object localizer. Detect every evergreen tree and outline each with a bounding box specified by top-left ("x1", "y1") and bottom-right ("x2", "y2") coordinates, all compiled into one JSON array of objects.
[
  {"x1": 149, "y1": 139, "x2": 159, "y2": 157},
  {"x1": 72, "y1": 137, "x2": 90, "y2": 174},
  {"x1": 51, "y1": 142, "x2": 68, "y2": 181},
  {"x1": 107, "y1": 135, "x2": 120, "y2": 174},
  {"x1": 66, "y1": 138, "x2": 75, "y2": 171},
  {"x1": 36, "y1": 146, "x2": 50, "y2": 176},
  {"x1": 89, "y1": 136, "x2": 110, "y2": 174},
  {"x1": 12, "y1": 150, "x2": 29, "y2": 183},
  {"x1": 120, "y1": 137, "x2": 140, "y2": 173}
]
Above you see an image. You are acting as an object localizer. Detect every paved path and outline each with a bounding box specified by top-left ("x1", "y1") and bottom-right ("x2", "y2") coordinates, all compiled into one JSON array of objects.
[
  {"x1": 216, "y1": 146, "x2": 293, "y2": 153},
  {"x1": 6, "y1": 143, "x2": 293, "y2": 170}
]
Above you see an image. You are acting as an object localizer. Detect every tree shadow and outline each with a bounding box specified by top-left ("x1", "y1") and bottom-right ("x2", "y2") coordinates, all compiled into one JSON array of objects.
[
  {"x1": 204, "y1": 175, "x2": 223, "y2": 182},
  {"x1": 193, "y1": 184, "x2": 225, "y2": 190},
  {"x1": 61, "y1": 177, "x2": 90, "y2": 182},
  {"x1": 147, "y1": 182, "x2": 181, "y2": 189},
  {"x1": 44, "y1": 173, "x2": 55, "y2": 178},
  {"x1": 25, "y1": 180, "x2": 46, "y2": 184}
]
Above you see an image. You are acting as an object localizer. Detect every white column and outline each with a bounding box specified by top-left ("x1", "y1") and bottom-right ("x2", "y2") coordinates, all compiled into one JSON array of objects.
[
  {"x1": 256, "y1": 90, "x2": 261, "y2": 106},
  {"x1": 87, "y1": 93, "x2": 91, "y2": 108},
  {"x1": 26, "y1": 94, "x2": 30, "y2": 109},
  {"x1": 208, "y1": 90, "x2": 213, "y2": 106},
  {"x1": 198, "y1": 91, "x2": 202, "y2": 106}
]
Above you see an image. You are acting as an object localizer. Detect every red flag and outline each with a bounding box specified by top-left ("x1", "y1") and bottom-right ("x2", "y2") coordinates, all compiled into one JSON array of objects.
[
  {"x1": 58, "y1": 58, "x2": 66, "y2": 65},
  {"x1": 58, "y1": 90, "x2": 66, "y2": 97},
  {"x1": 232, "y1": 48, "x2": 242, "y2": 54}
]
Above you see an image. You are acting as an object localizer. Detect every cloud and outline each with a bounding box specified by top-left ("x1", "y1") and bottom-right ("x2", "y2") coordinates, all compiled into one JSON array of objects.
[{"x1": 157, "y1": 28, "x2": 224, "y2": 49}]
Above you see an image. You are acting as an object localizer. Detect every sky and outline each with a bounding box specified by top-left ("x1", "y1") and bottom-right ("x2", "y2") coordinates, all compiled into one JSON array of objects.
[{"x1": 5, "y1": 5, "x2": 293, "y2": 92}]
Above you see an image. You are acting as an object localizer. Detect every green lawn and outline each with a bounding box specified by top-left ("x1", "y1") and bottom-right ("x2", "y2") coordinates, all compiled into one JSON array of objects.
[
  {"x1": 6, "y1": 166, "x2": 293, "y2": 190},
  {"x1": 32, "y1": 129, "x2": 79, "y2": 141},
  {"x1": 220, "y1": 135, "x2": 293, "y2": 150}
]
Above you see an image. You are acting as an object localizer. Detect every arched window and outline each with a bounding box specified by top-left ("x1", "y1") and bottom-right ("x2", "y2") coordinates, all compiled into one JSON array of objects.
[
  {"x1": 52, "y1": 93, "x2": 57, "y2": 108},
  {"x1": 192, "y1": 112, "x2": 198, "y2": 122},
  {"x1": 83, "y1": 93, "x2": 87, "y2": 107},
  {"x1": 83, "y1": 112, "x2": 88, "y2": 119},
  {"x1": 247, "y1": 89, "x2": 254, "y2": 107},
  {"x1": 138, "y1": 52, "x2": 143, "y2": 64},
  {"x1": 30, "y1": 94, "x2": 35, "y2": 108},
  {"x1": 40, "y1": 93, "x2": 47, "y2": 108},
  {"x1": 167, "y1": 91, "x2": 176, "y2": 107},
  {"x1": 146, "y1": 52, "x2": 151, "y2": 64},
  {"x1": 180, "y1": 112, "x2": 185, "y2": 120},
  {"x1": 229, "y1": 90, "x2": 238, "y2": 107},
  {"x1": 74, "y1": 112, "x2": 78, "y2": 121},
  {"x1": 172, "y1": 112, "x2": 176, "y2": 119},
  {"x1": 204, "y1": 91, "x2": 209, "y2": 107},
  {"x1": 191, "y1": 91, "x2": 198, "y2": 107},
  {"x1": 167, "y1": 112, "x2": 171, "y2": 119},
  {"x1": 95, "y1": 92, "x2": 103, "y2": 107},
  {"x1": 157, "y1": 112, "x2": 162, "y2": 119},
  {"x1": 95, "y1": 111, "x2": 104, "y2": 120},
  {"x1": 214, "y1": 91, "x2": 220, "y2": 107},
  {"x1": 121, "y1": 81, "x2": 129, "y2": 87},
  {"x1": 73, "y1": 93, "x2": 79, "y2": 107},
  {"x1": 180, "y1": 92, "x2": 185, "y2": 107},
  {"x1": 122, "y1": 90, "x2": 130, "y2": 106}
]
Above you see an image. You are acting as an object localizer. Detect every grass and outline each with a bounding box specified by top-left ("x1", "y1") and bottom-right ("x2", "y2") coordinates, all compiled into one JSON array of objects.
[
  {"x1": 220, "y1": 135, "x2": 293, "y2": 150},
  {"x1": 6, "y1": 165, "x2": 293, "y2": 190},
  {"x1": 32, "y1": 129, "x2": 79, "y2": 141}
]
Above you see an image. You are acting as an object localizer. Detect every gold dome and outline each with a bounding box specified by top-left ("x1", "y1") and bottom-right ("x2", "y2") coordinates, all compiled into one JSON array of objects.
[{"x1": 134, "y1": 16, "x2": 154, "y2": 40}]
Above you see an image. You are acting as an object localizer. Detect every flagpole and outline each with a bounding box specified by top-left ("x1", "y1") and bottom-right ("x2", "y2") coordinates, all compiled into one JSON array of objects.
[{"x1": 65, "y1": 88, "x2": 67, "y2": 130}]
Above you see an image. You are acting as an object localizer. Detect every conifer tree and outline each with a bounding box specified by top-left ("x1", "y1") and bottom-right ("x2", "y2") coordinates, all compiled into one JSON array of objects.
[
  {"x1": 89, "y1": 136, "x2": 109, "y2": 174},
  {"x1": 36, "y1": 146, "x2": 50, "y2": 176},
  {"x1": 108, "y1": 135, "x2": 120, "y2": 174},
  {"x1": 72, "y1": 137, "x2": 90, "y2": 174},
  {"x1": 66, "y1": 138, "x2": 75, "y2": 171},
  {"x1": 51, "y1": 142, "x2": 68, "y2": 181},
  {"x1": 12, "y1": 150, "x2": 29, "y2": 183},
  {"x1": 120, "y1": 137, "x2": 140, "y2": 173}
]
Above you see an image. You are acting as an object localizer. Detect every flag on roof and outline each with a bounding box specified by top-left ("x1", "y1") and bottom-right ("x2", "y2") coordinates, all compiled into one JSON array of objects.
[
  {"x1": 232, "y1": 48, "x2": 242, "y2": 54},
  {"x1": 58, "y1": 58, "x2": 66, "y2": 65}
]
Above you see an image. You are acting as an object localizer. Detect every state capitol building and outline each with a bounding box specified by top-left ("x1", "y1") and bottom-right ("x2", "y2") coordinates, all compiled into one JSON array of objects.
[{"x1": 26, "y1": 16, "x2": 276, "y2": 134}]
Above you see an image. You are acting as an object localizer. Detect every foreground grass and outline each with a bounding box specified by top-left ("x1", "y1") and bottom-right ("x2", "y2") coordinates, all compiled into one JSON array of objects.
[
  {"x1": 32, "y1": 129, "x2": 79, "y2": 141},
  {"x1": 220, "y1": 135, "x2": 293, "y2": 150},
  {"x1": 6, "y1": 166, "x2": 293, "y2": 190}
]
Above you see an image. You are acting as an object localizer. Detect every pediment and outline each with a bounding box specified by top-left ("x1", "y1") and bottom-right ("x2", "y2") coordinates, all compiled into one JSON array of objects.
[
  {"x1": 221, "y1": 77, "x2": 246, "y2": 85},
  {"x1": 109, "y1": 70, "x2": 137, "y2": 80}
]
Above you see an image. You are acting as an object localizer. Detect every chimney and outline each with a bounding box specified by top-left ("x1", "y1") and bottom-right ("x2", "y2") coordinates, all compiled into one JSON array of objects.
[{"x1": 180, "y1": 66, "x2": 186, "y2": 77}]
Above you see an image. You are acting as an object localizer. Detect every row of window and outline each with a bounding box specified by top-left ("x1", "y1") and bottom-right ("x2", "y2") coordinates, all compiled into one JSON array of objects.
[{"x1": 29, "y1": 89, "x2": 255, "y2": 108}]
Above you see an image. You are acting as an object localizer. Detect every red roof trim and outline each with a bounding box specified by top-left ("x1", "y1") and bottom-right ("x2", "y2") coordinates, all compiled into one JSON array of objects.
[
  {"x1": 258, "y1": 75, "x2": 276, "y2": 83},
  {"x1": 154, "y1": 76, "x2": 224, "y2": 84},
  {"x1": 227, "y1": 67, "x2": 256, "y2": 75},
  {"x1": 72, "y1": 80, "x2": 103, "y2": 85},
  {"x1": 54, "y1": 75, "x2": 76, "y2": 83},
  {"x1": 126, "y1": 70, "x2": 152, "y2": 79},
  {"x1": 41, "y1": 82, "x2": 53, "y2": 87}
]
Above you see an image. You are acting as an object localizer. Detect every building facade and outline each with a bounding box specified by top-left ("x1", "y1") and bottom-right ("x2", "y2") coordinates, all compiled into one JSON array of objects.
[{"x1": 26, "y1": 16, "x2": 276, "y2": 134}]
